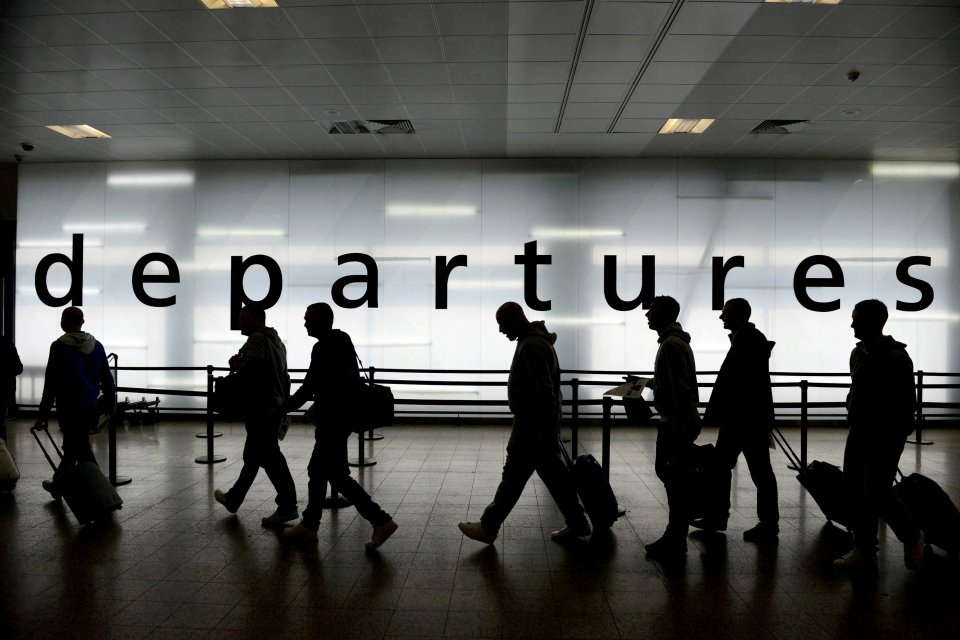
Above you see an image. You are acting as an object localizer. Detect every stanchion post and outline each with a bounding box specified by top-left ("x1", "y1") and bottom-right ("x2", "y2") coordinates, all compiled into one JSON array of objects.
[
  {"x1": 106, "y1": 353, "x2": 131, "y2": 486},
  {"x1": 197, "y1": 365, "x2": 226, "y2": 464},
  {"x1": 363, "y1": 365, "x2": 383, "y2": 441},
  {"x1": 800, "y1": 379, "x2": 808, "y2": 469},
  {"x1": 571, "y1": 378, "x2": 579, "y2": 458},
  {"x1": 908, "y1": 369, "x2": 933, "y2": 445},
  {"x1": 602, "y1": 395, "x2": 612, "y2": 482}
]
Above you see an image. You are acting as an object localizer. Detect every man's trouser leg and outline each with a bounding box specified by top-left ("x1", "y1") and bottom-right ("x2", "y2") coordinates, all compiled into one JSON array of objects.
[
  {"x1": 740, "y1": 430, "x2": 779, "y2": 527},
  {"x1": 534, "y1": 439, "x2": 589, "y2": 529},
  {"x1": 255, "y1": 415, "x2": 297, "y2": 511},
  {"x1": 655, "y1": 425, "x2": 695, "y2": 538},
  {"x1": 480, "y1": 438, "x2": 537, "y2": 535},
  {"x1": 53, "y1": 408, "x2": 98, "y2": 486},
  {"x1": 326, "y1": 430, "x2": 391, "y2": 526},
  {"x1": 225, "y1": 420, "x2": 267, "y2": 510},
  {"x1": 713, "y1": 424, "x2": 741, "y2": 521}
]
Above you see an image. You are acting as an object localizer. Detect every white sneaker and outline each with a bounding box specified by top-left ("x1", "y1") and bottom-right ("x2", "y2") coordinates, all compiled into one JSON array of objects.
[
  {"x1": 833, "y1": 547, "x2": 878, "y2": 571},
  {"x1": 904, "y1": 530, "x2": 925, "y2": 570},
  {"x1": 550, "y1": 522, "x2": 592, "y2": 541}
]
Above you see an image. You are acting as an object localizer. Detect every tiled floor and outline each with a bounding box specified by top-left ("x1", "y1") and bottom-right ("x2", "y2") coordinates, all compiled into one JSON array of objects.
[{"x1": 1, "y1": 420, "x2": 959, "y2": 640}]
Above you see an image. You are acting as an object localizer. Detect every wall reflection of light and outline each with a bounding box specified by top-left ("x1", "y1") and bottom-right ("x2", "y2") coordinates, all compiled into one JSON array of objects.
[
  {"x1": 106, "y1": 172, "x2": 195, "y2": 187},
  {"x1": 871, "y1": 162, "x2": 960, "y2": 179}
]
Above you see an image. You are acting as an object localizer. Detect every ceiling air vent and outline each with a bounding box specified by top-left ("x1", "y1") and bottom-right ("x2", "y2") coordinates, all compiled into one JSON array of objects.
[
  {"x1": 329, "y1": 119, "x2": 415, "y2": 135},
  {"x1": 751, "y1": 119, "x2": 809, "y2": 134}
]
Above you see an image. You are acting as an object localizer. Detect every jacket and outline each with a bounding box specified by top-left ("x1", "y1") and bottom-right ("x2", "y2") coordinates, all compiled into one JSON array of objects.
[
  {"x1": 288, "y1": 329, "x2": 361, "y2": 416},
  {"x1": 508, "y1": 321, "x2": 562, "y2": 433},
  {"x1": 38, "y1": 332, "x2": 114, "y2": 416},
  {"x1": 235, "y1": 327, "x2": 289, "y2": 411},
  {"x1": 704, "y1": 323, "x2": 775, "y2": 429},
  {"x1": 847, "y1": 335, "x2": 916, "y2": 438},
  {"x1": 650, "y1": 322, "x2": 700, "y2": 432}
]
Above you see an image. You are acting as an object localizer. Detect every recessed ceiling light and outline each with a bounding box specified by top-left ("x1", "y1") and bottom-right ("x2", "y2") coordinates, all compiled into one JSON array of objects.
[
  {"x1": 323, "y1": 109, "x2": 341, "y2": 116},
  {"x1": 841, "y1": 108, "x2": 861, "y2": 116},
  {"x1": 46, "y1": 124, "x2": 111, "y2": 139},
  {"x1": 658, "y1": 118, "x2": 715, "y2": 135},
  {"x1": 200, "y1": 0, "x2": 278, "y2": 8}
]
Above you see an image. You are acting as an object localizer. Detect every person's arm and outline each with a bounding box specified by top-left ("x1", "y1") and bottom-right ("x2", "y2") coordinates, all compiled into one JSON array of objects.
[
  {"x1": 659, "y1": 341, "x2": 698, "y2": 427},
  {"x1": 278, "y1": 344, "x2": 319, "y2": 413}
]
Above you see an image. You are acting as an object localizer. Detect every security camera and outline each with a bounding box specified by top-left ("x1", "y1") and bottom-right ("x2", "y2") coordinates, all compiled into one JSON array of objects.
[
  {"x1": 14, "y1": 154, "x2": 24, "y2": 163},
  {"x1": 847, "y1": 70, "x2": 860, "y2": 82},
  {"x1": 20, "y1": 142, "x2": 34, "y2": 152}
]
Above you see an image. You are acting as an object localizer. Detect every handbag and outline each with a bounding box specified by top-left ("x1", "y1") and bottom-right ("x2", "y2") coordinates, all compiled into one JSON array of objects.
[
  {"x1": 352, "y1": 357, "x2": 394, "y2": 434},
  {"x1": 212, "y1": 373, "x2": 245, "y2": 419}
]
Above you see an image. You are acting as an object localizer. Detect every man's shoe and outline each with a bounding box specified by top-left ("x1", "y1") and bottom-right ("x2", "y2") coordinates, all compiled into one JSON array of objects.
[
  {"x1": 213, "y1": 489, "x2": 238, "y2": 514},
  {"x1": 458, "y1": 521, "x2": 497, "y2": 545},
  {"x1": 41, "y1": 480, "x2": 61, "y2": 500},
  {"x1": 366, "y1": 519, "x2": 399, "y2": 551},
  {"x1": 743, "y1": 523, "x2": 779, "y2": 543},
  {"x1": 261, "y1": 508, "x2": 299, "y2": 528},
  {"x1": 690, "y1": 517, "x2": 727, "y2": 532},
  {"x1": 283, "y1": 522, "x2": 319, "y2": 543},
  {"x1": 645, "y1": 534, "x2": 687, "y2": 559},
  {"x1": 833, "y1": 547, "x2": 878, "y2": 571},
  {"x1": 550, "y1": 522, "x2": 592, "y2": 542},
  {"x1": 904, "y1": 530, "x2": 925, "y2": 570}
]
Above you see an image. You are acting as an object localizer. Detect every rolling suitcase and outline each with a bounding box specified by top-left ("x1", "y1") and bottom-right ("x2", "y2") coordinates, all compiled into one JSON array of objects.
[
  {"x1": 0, "y1": 438, "x2": 20, "y2": 491},
  {"x1": 686, "y1": 443, "x2": 731, "y2": 523},
  {"x1": 771, "y1": 428, "x2": 850, "y2": 529},
  {"x1": 894, "y1": 472, "x2": 960, "y2": 558},
  {"x1": 31, "y1": 423, "x2": 122, "y2": 525},
  {"x1": 559, "y1": 435, "x2": 621, "y2": 529}
]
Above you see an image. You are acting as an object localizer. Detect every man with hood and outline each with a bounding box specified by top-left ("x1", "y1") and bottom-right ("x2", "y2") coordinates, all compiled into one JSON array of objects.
[
  {"x1": 275, "y1": 302, "x2": 397, "y2": 550},
  {"x1": 459, "y1": 302, "x2": 590, "y2": 545},
  {"x1": 699, "y1": 298, "x2": 779, "y2": 542},
  {"x1": 213, "y1": 307, "x2": 298, "y2": 527},
  {"x1": 835, "y1": 299, "x2": 924, "y2": 571},
  {"x1": 35, "y1": 307, "x2": 114, "y2": 497},
  {"x1": 644, "y1": 295, "x2": 700, "y2": 559}
]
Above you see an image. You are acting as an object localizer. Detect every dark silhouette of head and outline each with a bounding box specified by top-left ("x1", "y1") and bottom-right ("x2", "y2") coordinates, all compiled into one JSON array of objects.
[
  {"x1": 646, "y1": 296, "x2": 680, "y2": 332},
  {"x1": 720, "y1": 298, "x2": 751, "y2": 332},
  {"x1": 305, "y1": 302, "x2": 334, "y2": 338},
  {"x1": 60, "y1": 306, "x2": 84, "y2": 332},
  {"x1": 238, "y1": 306, "x2": 266, "y2": 336},
  {"x1": 851, "y1": 299, "x2": 887, "y2": 342},
  {"x1": 496, "y1": 301, "x2": 529, "y2": 342}
]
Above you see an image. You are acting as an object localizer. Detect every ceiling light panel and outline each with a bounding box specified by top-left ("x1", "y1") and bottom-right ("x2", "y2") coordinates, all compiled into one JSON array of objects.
[
  {"x1": 46, "y1": 125, "x2": 111, "y2": 139},
  {"x1": 200, "y1": 0, "x2": 279, "y2": 8},
  {"x1": 658, "y1": 118, "x2": 715, "y2": 134}
]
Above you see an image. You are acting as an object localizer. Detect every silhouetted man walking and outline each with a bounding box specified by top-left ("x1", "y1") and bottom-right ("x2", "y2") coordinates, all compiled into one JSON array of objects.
[
  {"x1": 1, "y1": 336, "x2": 23, "y2": 443},
  {"x1": 459, "y1": 302, "x2": 590, "y2": 545},
  {"x1": 35, "y1": 307, "x2": 114, "y2": 497},
  {"x1": 835, "y1": 299, "x2": 923, "y2": 571},
  {"x1": 277, "y1": 302, "x2": 397, "y2": 550},
  {"x1": 214, "y1": 307, "x2": 298, "y2": 528},
  {"x1": 700, "y1": 298, "x2": 779, "y2": 542},
  {"x1": 644, "y1": 295, "x2": 700, "y2": 559}
]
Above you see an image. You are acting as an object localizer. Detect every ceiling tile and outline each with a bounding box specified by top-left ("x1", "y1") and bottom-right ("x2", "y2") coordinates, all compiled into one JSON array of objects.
[
  {"x1": 286, "y1": 86, "x2": 348, "y2": 105},
  {"x1": 309, "y1": 38, "x2": 381, "y2": 65},
  {"x1": 508, "y1": 84, "x2": 565, "y2": 103},
  {"x1": 453, "y1": 84, "x2": 506, "y2": 103},
  {"x1": 574, "y1": 61, "x2": 638, "y2": 84},
  {"x1": 655, "y1": 35, "x2": 736, "y2": 63},
  {"x1": 870, "y1": 65, "x2": 956, "y2": 88},
  {"x1": 559, "y1": 118, "x2": 608, "y2": 134},
  {"x1": 266, "y1": 65, "x2": 335, "y2": 87},
  {"x1": 359, "y1": 3, "x2": 438, "y2": 37},
  {"x1": 563, "y1": 103, "x2": 618, "y2": 119},
  {"x1": 435, "y1": 2, "x2": 507, "y2": 36},
  {"x1": 878, "y1": 6, "x2": 960, "y2": 39},
  {"x1": 340, "y1": 85, "x2": 401, "y2": 105},
  {"x1": 143, "y1": 10, "x2": 234, "y2": 42},
  {"x1": 620, "y1": 103, "x2": 678, "y2": 119},
  {"x1": 508, "y1": 1, "x2": 582, "y2": 35},
  {"x1": 403, "y1": 103, "x2": 459, "y2": 119},
  {"x1": 155, "y1": 106, "x2": 216, "y2": 123},
  {"x1": 568, "y1": 83, "x2": 628, "y2": 103},
  {"x1": 395, "y1": 85, "x2": 454, "y2": 104},
  {"x1": 55, "y1": 45, "x2": 140, "y2": 70},
  {"x1": 179, "y1": 42, "x2": 259, "y2": 67},
  {"x1": 179, "y1": 87, "x2": 241, "y2": 106},
  {"x1": 246, "y1": 40, "x2": 318, "y2": 66},
  {"x1": 233, "y1": 87, "x2": 298, "y2": 106},
  {"x1": 508, "y1": 62, "x2": 567, "y2": 84},
  {"x1": 671, "y1": 2, "x2": 761, "y2": 36},
  {"x1": 760, "y1": 63, "x2": 832, "y2": 86},
  {"x1": 373, "y1": 37, "x2": 444, "y2": 64},
  {"x1": 37, "y1": 70, "x2": 116, "y2": 92},
  {"x1": 325, "y1": 63, "x2": 391, "y2": 86},
  {"x1": 204, "y1": 105, "x2": 265, "y2": 122},
  {"x1": 782, "y1": 37, "x2": 870, "y2": 65},
  {"x1": 209, "y1": 66, "x2": 277, "y2": 88},
  {"x1": 447, "y1": 62, "x2": 506, "y2": 85},
  {"x1": 581, "y1": 35, "x2": 653, "y2": 62},
  {"x1": 588, "y1": 2, "x2": 670, "y2": 36},
  {"x1": 0, "y1": 47, "x2": 80, "y2": 73},
  {"x1": 442, "y1": 36, "x2": 507, "y2": 63},
  {"x1": 643, "y1": 61, "x2": 713, "y2": 85},
  {"x1": 629, "y1": 83, "x2": 696, "y2": 103},
  {"x1": 508, "y1": 35, "x2": 574, "y2": 62},
  {"x1": 740, "y1": 5, "x2": 830, "y2": 37},
  {"x1": 150, "y1": 67, "x2": 223, "y2": 89},
  {"x1": 114, "y1": 43, "x2": 198, "y2": 68},
  {"x1": 282, "y1": 6, "x2": 367, "y2": 39},
  {"x1": 717, "y1": 36, "x2": 801, "y2": 64},
  {"x1": 739, "y1": 85, "x2": 804, "y2": 104},
  {"x1": 72, "y1": 12, "x2": 167, "y2": 44},
  {"x1": 252, "y1": 105, "x2": 311, "y2": 122},
  {"x1": 385, "y1": 63, "x2": 449, "y2": 85},
  {"x1": 212, "y1": 9, "x2": 300, "y2": 40}
]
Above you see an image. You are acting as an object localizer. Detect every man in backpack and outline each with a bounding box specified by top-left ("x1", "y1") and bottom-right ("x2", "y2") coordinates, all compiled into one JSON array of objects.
[
  {"x1": 35, "y1": 307, "x2": 114, "y2": 497},
  {"x1": 276, "y1": 302, "x2": 398, "y2": 550},
  {"x1": 213, "y1": 307, "x2": 298, "y2": 527}
]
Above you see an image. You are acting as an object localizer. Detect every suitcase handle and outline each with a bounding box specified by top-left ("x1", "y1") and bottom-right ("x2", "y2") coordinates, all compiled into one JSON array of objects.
[{"x1": 30, "y1": 422, "x2": 63, "y2": 472}]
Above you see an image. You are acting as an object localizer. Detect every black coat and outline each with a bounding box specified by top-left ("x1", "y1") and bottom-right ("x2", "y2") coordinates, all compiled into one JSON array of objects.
[{"x1": 704, "y1": 323, "x2": 775, "y2": 429}]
